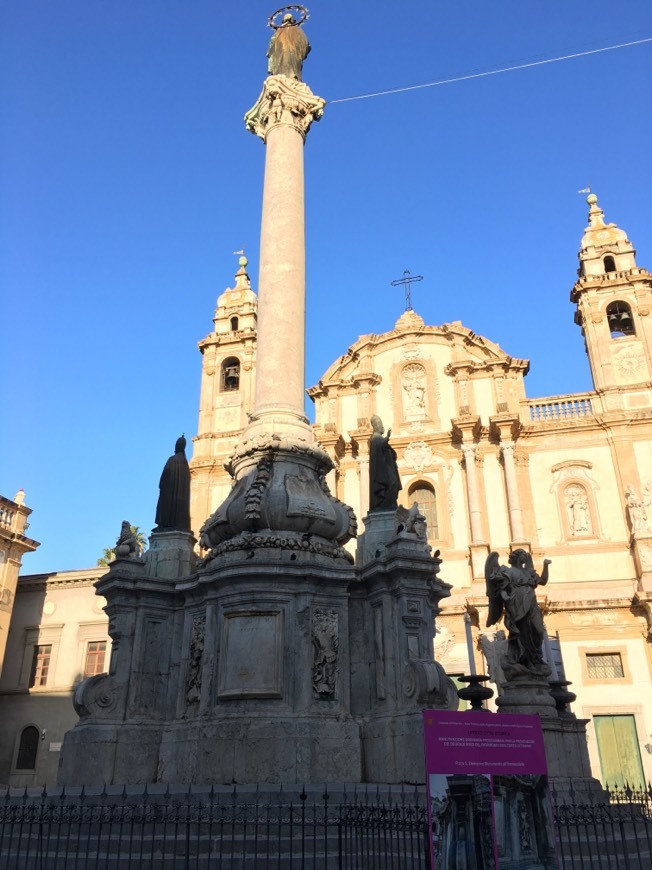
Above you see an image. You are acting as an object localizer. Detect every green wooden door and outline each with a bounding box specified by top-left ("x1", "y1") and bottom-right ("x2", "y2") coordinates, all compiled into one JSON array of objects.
[{"x1": 594, "y1": 714, "x2": 645, "y2": 788}]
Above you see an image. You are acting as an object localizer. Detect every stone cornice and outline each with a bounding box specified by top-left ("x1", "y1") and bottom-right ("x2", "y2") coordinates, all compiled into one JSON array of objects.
[{"x1": 18, "y1": 568, "x2": 107, "y2": 593}]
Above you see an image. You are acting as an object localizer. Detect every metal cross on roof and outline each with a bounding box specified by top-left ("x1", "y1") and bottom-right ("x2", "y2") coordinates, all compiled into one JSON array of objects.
[{"x1": 391, "y1": 269, "x2": 423, "y2": 311}]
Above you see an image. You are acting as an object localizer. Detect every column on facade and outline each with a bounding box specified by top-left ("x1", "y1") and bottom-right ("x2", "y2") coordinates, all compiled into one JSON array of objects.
[
  {"x1": 461, "y1": 443, "x2": 484, "y2": 544},
  {"x1": 500, "y1": 440, "x2": 526, "y2": 542}
]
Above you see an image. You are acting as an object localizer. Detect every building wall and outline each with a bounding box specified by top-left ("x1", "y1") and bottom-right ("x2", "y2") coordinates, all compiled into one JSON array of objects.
[
  {"x1": 0, "y1": 568, "x2": 108, "y2": 786},
  {"x1": 0, "y1": 491, "x2": 39, "y2": 679}
]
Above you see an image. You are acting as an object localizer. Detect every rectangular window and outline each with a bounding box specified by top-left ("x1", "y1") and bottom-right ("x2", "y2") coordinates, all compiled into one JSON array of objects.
[
  {"x1": 83, "y1": 640, "x2": 107, "y2": 678},
  {"x1": 586, "y1": 652, "x2": 624, "y2": 680},
  {"x1": 29, "y1": 644, "x2": 52, "y2": 688}
]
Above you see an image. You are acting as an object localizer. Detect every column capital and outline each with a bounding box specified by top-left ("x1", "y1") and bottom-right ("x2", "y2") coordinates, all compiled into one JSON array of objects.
[
  {"x1": 245, "y1": 75, "x2": 325, "y2": 143},
  {"x1": 500, "y1": 440, "x2": 516, "y2": 457}
]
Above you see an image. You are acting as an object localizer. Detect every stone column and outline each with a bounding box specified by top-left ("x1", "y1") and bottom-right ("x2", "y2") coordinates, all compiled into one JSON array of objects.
[
  {"x1": 244, "y1": 75, "x2": 325, "y2": 443},
  {"x1": 461, "y1": 443, "x2": 484, "y2": 543},
  {"x1": 461, "y1": 442, "x2": 489, "y2": 580},
  {"x1": 501, "y1": 440, "x2": 526, "y2": 542}
]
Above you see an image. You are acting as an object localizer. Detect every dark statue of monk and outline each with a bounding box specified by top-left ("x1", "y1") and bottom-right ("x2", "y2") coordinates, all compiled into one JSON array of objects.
[
  {"x1": 369, "y1": 415, "x2": 402, "y2": 512},
  {"x1": 155, "y1": 435, "x2": 191, "y2": 531},
  {"x1": 267, "y1": 13, "x2": 311, "y2": 81}
]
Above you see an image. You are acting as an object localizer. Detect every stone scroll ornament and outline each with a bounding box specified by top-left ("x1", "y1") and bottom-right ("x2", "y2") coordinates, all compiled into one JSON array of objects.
[
  {"x1": 266, "y1": 6, "x2": 311, "y2": 81},
  {"x1": 485, "y1": 549, "x2": 551, "y2": 677}
]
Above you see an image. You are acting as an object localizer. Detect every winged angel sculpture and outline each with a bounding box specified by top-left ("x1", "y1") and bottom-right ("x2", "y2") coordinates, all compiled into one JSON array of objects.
[{"x1": 485, "y1": 549, "x2": 551, "y2": 674}]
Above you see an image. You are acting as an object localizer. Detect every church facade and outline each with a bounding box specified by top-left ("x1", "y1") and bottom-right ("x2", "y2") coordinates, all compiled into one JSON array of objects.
[
  {"x1": 190, "y1": 195, "x2": 652, "y2": 788},
  {"x1": 2, "y1": 196, "x2": 651, "y2": 787}
]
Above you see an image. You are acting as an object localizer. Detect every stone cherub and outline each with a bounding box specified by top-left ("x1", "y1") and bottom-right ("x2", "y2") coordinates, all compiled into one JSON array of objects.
[
  {"x1": 485, "y1": 549, "x2": 551, "y2": 675},
  {"x1": 267, "y1": 12, "x2": 311, "y2": 81},
  {"x1": 369, "y1": 415, "x2": 402, "y2": 511}
]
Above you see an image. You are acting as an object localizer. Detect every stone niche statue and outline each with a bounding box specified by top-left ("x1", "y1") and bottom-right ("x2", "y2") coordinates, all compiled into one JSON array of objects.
[
  {"x1": 369, "y1": 415, "x2": 402, "y2": 512},
  {"x1": 267, "y1": 11, "x2": 311, "y2": 81},
  {"x1": 485, "y1": 549, "x2": 551, "y2": 675},
  {"x1": 155, "y1": 435, "x2": 191, "y2": 531}
]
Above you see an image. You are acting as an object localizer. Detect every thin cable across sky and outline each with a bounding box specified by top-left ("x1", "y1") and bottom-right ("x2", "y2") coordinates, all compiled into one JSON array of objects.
[{"x1": 328, "y1": 37, "x2": 652, "y2": 105}]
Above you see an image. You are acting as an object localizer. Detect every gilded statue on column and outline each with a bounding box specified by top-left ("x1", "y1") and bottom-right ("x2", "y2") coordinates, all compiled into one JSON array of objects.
[{"x1": 267, "y1": 8, "x2": 311, "y2": 81}]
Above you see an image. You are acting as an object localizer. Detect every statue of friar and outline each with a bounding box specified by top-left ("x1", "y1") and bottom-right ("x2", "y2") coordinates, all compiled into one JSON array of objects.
[
  {"x1": 155, "y1": 435, "x2": 191, "y2": 531},
  {"x1": 369, "y1": 415, "x2": 402, "y2": 512},
  {"x1": 267, "y1": 12, "x2": 311, "y2": 81},
  {"x1": 485, "y1": 549, "x2": 551, "y2": 674}
]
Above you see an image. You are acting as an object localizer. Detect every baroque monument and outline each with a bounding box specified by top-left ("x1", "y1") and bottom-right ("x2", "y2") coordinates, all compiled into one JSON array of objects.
[{"x1": 59, "y1": 8, "x2": 456, "y2": 786}]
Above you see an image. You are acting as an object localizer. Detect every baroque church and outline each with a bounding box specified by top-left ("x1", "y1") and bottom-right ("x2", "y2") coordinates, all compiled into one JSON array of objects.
[{"x1": 1, "y1": 195, "x2": 652, "y2": 788}]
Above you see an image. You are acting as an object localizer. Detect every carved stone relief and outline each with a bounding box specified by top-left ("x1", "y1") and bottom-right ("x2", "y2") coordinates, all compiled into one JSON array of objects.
[
  {"x1": 564, "y1": 484, "x2": 592, "y2": 536},
  {"x1": 433, "y1": 624, "x2": 455, "y2": 662},
  {"x1": 551, "y1": 463, "x2": 600, "y2": 541},
  {"x1": 312, "y1": 608, "x2": 338, "y2": 698},
  {"x1": 625, "y1": 483, "x2": 652, "y2": 536},
  {"x1": 374, "y1": 605, "x2": 386, "y2": 700},
  {"x1": 639, "y1": 543, "x2": 652, "y2": 572},
  {"x1": 404, "y1": 441, "x2": 434, "y2": 471},
  {"x1": 401, "y1": 363, "x2": 427, "y2": 420},
  {"x1": 615, "y1": 347, "x2": 645, "y2": 379},
  {"x1": 186, "y1": 613, "x2": 205, "y2": 706}
]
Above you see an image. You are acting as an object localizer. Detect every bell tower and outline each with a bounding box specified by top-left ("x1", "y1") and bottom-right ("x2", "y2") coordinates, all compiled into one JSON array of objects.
[
  {"x1": 571, "y1": 194, "x2": 652, "y2": 407},
  {"x1": 189, "y1": 255, "x2": 257, "y2": 535}
]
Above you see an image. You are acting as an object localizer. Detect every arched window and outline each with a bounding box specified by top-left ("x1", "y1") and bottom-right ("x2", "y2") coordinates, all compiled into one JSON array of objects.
[
  {"x1": 408, "y1": 482, "x2": 438, "y2": 539},
  {"x1": 603, "y1": 255, "x2": 616, "y2": 273},
  {"x1": 606, "y1": 301, "x2": 635, "y2": 338},
  {"x1": 220, "y1": 357, "x2": 240, "y2": 392},
  {"x1": 16, "y1": 726, "x2": 39, "y2": 770},
  {"x1": 230, "y1": 316, "x2": 239, "y2": 332}
]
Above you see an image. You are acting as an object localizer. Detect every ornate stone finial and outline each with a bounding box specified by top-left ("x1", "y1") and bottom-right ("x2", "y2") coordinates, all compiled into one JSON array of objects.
[
  {"x1": 13, "y1": 489, "x2": 25, "y2": 505},
  {"x1": 266, "y1": 6, "x2": 311, "y2": 81},
  {"x1": 587, "y1": 192, "x2": 606, "y2": 228}
]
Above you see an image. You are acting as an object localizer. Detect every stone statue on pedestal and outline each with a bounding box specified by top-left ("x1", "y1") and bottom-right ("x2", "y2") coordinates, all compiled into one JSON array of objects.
[
  {"x1": 115, "y1": 521, "x2": 140, "y2": 559},
  {"x1": 267, "y1": 10, "x2": 311, "y2": 80},
  {"x1": 485, "y1": 548, "x2": 551, "y2": 675},
  {"x1": 155, "y1": 436, "x2": 191, "y2": 531},
  {"x1": 369, "y1": 415, "x2": 402, "y2": 512}
]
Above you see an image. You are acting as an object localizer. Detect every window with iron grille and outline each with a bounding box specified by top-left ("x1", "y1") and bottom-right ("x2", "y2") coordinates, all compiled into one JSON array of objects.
[
  {"x1": 29, "y1": 644, "x2": 52, "y2": 688},
  {"x1": 83, "y1": 640, "x2": 107, "y2": 678},
  {"x1": 586, "y1": 652, "x2": 624, "y2": 679}
]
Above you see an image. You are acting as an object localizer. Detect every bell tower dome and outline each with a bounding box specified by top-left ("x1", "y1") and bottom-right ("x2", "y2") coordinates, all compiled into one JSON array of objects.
[{"x1": 571, "y1": 194, "x2": 652, "y2": 404}]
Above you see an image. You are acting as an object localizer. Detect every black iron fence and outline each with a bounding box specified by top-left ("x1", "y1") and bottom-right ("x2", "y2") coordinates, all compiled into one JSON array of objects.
[
  {"x1": 1, "y1": 781, "x2": 651, "y2": 869},
  {"x1": 552, "y1": 782, "x2": 652, "y2": 870},
  {"x1": 0, "y1": 783, "x2": 429, "y2": 869}
]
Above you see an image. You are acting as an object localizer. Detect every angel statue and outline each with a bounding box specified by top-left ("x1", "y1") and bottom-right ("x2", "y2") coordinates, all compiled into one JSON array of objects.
[{"x1": 485, "y1": 549, "x2": 551, "y2": 674}]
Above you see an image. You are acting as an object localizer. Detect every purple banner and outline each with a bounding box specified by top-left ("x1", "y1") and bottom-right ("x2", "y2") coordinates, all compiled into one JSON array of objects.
[{"x1": 423, "y1": 710, "x2": 559, "y2": 870}]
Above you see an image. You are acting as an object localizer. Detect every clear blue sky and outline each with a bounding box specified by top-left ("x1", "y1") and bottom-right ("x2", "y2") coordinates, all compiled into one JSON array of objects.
[{"x1": 2, "y1": 1, "x2": 651, "y2": 573}]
